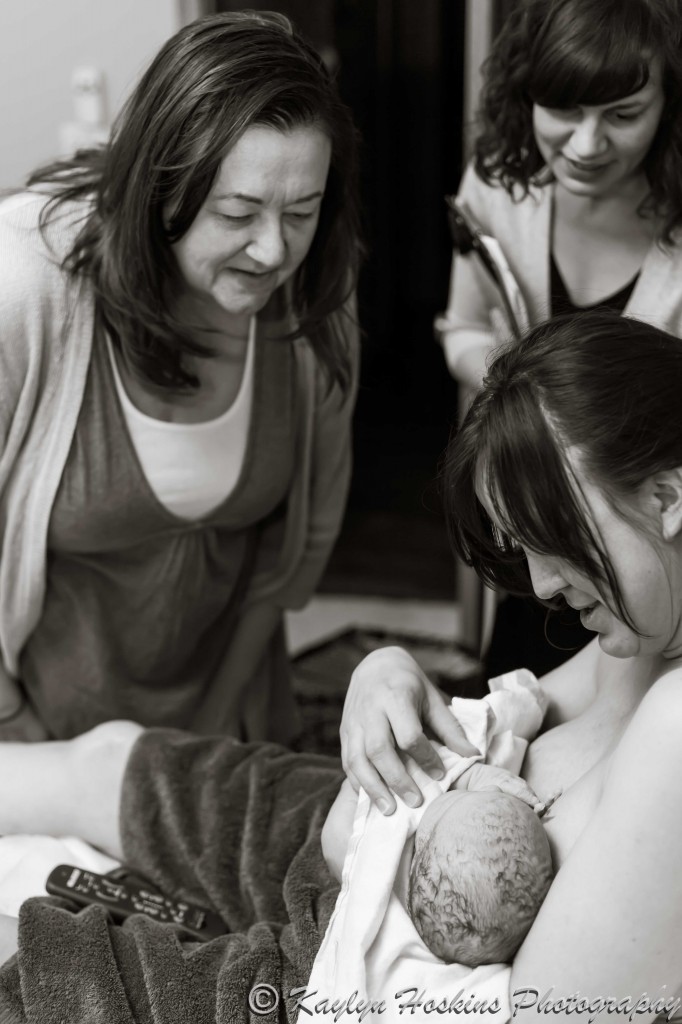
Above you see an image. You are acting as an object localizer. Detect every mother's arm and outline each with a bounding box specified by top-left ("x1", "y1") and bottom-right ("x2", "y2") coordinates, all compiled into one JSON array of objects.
[{"x1": 511, "y1": 669, "x2": 682, "y2": 1016}]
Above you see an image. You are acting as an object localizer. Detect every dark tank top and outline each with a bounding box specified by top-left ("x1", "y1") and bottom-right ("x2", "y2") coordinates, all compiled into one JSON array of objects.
[{"x1": 550, "y1": 253, "x2": 639, "y2": 316}]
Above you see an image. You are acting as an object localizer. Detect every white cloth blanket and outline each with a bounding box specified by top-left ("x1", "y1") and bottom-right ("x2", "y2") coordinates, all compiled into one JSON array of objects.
[{"x1": 299, "y1": 669, "x2": 547, "y2": 1024}]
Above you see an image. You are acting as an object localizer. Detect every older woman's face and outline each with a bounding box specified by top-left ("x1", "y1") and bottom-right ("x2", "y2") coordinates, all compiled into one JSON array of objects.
[{"x1": 172, "y1": 124, "x2": 331, "y2": 326}]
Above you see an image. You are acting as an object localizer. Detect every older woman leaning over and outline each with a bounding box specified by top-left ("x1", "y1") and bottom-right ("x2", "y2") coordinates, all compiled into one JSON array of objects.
[{"x1": 0, "y1": 11, "x2": 361, "y2": 745}]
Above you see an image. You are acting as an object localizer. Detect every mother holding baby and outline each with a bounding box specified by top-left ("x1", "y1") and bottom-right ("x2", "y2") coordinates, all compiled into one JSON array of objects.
[
  {"x1": 0, "y1": 3, "x2": 682, "y2": 1022},
  {"x1": 341, "y1": 308, "x2": 682, "y2": 1012},
  {"x1": 0, "y1": 310, "x2": 679, "y2": 1019}
]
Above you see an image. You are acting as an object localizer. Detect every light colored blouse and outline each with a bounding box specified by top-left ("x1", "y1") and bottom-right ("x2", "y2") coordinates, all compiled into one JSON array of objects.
[{"x1": 106, "y1": 317, "x2": 256, "y2": 519}]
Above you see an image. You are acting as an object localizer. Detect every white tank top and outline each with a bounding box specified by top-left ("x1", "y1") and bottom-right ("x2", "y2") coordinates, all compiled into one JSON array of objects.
[{"x1": 107, "y1": 319, "x2": 255, "y2": 519}]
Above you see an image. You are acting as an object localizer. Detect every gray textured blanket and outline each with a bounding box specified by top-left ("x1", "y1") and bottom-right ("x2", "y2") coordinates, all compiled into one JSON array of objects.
[{"x1": 0, "y1": 730, "x2": 344, "y2": 1022}]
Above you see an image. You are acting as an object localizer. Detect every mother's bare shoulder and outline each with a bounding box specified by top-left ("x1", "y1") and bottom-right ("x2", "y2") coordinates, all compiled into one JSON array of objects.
[
  {"x1": 605, "y1": 660, "x2": 682, "y2": 794},
  {"x1": 510, "y1": 659, "x2": 682, "y2": 1003}
]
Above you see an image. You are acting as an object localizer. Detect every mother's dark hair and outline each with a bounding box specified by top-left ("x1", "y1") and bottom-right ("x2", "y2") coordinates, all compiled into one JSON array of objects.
[
  {"x1": 29, "y1": 11, "x2": 362, "y2": 391},
  {"x1": 443, "y1": 311, "x2": 682, "y2": 629},
  {"x1": 474, "y1": 0, "x2": 682, "y2": 243}
]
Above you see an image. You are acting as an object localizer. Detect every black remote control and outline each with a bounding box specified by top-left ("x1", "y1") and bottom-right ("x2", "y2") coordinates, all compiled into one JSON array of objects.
[{"x1": 45, "y1": 864, "x2": 227, "y2": 942}]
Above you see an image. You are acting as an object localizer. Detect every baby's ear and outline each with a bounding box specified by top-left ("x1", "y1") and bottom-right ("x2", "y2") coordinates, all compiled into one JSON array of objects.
[{"x1": 649, "y1": 468, "x2": 682, "y2": 542}]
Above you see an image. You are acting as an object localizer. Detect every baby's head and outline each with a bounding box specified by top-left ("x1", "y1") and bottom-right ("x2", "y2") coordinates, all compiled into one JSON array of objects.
[{"x1": 408, "y1": 789, "x2": 554, "y2": 967}]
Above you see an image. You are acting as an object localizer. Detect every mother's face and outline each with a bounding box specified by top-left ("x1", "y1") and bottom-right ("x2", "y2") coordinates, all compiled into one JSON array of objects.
[
  {"x1": 171, "y1": 124, "x2": 332, "y2": 328},
  {"x1": 478, "y1": 457, "x2": 682, "y2": 661}
]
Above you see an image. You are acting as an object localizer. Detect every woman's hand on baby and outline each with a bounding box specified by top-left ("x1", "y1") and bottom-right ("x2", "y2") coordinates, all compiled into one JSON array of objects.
[
  {"x1": 455, "y1": 761, "x2": 545, "y2": 813},
  {"x1": 490, "y1": 307, "x2": 513, "y2": 345},
  {"x1": 340, "y1": 647, "x2": 480, "y2": 816}
]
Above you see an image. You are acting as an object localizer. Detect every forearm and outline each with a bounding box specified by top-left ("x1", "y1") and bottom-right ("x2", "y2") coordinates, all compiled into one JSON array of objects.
[
  {"x1": 0, "y1": 721, "x2": 143, "y2": 860},
  {"x1": 439, "y1": 232, "x2": 499, "y2": 391},
  {"x1": 441, "y1": 329, "x2": 493, "y2": 390}
]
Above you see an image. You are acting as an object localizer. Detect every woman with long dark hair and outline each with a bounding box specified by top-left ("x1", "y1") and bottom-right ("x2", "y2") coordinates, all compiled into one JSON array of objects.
[
  {"x1": 0, "y1": 11, "x2": 362, "y2": 742},
  {"x1": 335, "y1": 309, "x2": 682, "y2": 1000}
]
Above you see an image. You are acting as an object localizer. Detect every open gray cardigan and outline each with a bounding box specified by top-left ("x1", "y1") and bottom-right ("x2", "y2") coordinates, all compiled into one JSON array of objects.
[
  {"x1": 442, "y1": 162, "x2": 682, "y2": 374},
  {"x1": 0, "y1": 195, "x2": 358, "y2": 730}
]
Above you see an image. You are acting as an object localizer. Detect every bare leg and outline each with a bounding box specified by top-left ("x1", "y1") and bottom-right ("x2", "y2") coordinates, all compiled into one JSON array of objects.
[{"x1": 0, "y1": 720, "x2": 143, "y2": 861}]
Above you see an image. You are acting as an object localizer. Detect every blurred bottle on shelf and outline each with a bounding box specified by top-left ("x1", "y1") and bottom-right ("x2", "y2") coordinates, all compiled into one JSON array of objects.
[{"x1": 58, "y1": 66, "x2": 110, "y2": 155}]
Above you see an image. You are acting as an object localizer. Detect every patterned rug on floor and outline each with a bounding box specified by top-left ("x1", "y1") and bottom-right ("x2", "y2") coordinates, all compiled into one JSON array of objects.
[{"x1": 292, "y1": 627, "x2": 484, "y2": 758}]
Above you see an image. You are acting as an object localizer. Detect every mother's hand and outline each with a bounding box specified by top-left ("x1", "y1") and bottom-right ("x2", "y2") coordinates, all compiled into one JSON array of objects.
[{"x1": 340, "y1": 647, "x2": 480, "y2": 815}]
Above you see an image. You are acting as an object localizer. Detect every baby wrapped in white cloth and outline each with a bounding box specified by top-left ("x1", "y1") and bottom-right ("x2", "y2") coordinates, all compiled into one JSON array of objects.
[{"x1": 300, "y1": 669, "x2": 553, "y2": 1024}]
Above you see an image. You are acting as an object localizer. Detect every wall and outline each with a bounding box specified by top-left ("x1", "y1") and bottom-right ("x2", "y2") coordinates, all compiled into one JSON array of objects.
[
  {"x1": 0, "y1": 0, "x2": 182, "y2": 187},
  {"x1": 463, "y1": 0, "x2": 493, "y2": 159}
]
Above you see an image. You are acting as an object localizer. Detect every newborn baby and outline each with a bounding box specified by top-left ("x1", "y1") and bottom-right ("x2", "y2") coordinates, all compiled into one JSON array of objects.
[{"x1": 409, "y1": 788, "x2": 553, "y2": 967}]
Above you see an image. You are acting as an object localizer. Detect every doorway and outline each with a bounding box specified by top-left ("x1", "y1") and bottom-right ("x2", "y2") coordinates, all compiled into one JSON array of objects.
[{"x1": 215, "y1": 0, "x2": 466, "y2": 599}]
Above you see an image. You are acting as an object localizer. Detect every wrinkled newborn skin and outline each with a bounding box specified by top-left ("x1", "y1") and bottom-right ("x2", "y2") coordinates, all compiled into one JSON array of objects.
[{"x1": 408, "y1": 790, "x2": 554, "y2": 967}]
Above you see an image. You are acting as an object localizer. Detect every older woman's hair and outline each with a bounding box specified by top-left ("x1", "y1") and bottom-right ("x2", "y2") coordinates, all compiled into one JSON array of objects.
[
  {"x1": 28, "y1": 11, "x2": 362, "y2": 392},
  {"x1": 443, "y1": 310, "x2": 682, "y2": 631},
  {"x1": 474, "y1": 0, "x2": 682, "y2": 243}
]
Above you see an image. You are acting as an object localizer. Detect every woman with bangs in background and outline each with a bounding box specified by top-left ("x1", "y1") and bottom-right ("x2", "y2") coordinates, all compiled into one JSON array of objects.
[
  {"x1": 436, "y1": 0, "x2": 682, "y2": 678},
  {"x1": 0, "y1": 12, "x2": 362, "y2": 744}
]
